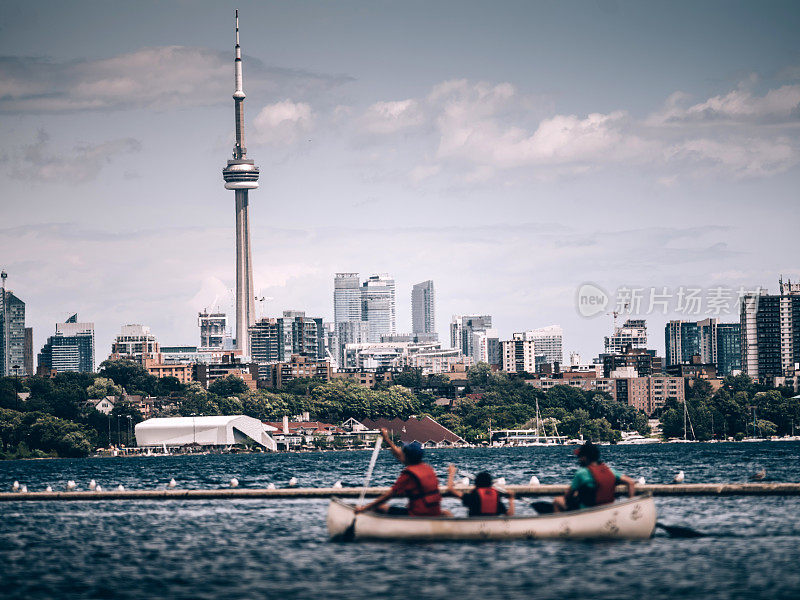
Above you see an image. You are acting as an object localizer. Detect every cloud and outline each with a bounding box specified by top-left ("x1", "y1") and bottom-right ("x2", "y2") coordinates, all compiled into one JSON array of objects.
[
  {"x1": 251, "y1": 100, "x2": 313, "y2": 145},
  {"x1": 651, "y1": 83, "x2": 800, "y2": 125},
  {"x1": 6, "y1": 130, "x2": 141, "y2": 184},
  {"x1": 360, "y1": 99, "x2": 424, "y2": 135},
  {"x1": 355, "y1": 78, "x2": 800, "y2": 182},
  {"x1": 665, "y1": 136, "x2": 798, "y2": 177},
  {"x1": 0, "y1": 47, "x2": 352, "y2": 113}
]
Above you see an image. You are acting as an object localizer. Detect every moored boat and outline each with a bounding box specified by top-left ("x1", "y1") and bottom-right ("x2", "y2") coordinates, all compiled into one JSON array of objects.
[{"x1": 327, "y1": 493, "x2": 656, "y2": 541}]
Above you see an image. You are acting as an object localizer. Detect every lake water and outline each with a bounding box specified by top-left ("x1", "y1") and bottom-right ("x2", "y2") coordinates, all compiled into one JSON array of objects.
[{"x1": 1, "y1": 443, "x2": 799, "y2": 599}]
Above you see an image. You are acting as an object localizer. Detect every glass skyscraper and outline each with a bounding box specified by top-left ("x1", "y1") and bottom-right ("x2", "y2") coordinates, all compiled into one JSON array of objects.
[
  {"x1": 412, "y1": 280, "x2": 436, "y2": 339},
  {"x1": 38, "y1": 314, "x2": 95, "y2": 374},
  {"x1": 0, "y1": 282, "x2": 26, "y2": 377}
]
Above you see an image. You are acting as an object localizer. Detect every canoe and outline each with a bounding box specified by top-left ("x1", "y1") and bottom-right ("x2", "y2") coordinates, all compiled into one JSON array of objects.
[{"x1": 327, "y1": 493, "x2": 657, "y2": 541}]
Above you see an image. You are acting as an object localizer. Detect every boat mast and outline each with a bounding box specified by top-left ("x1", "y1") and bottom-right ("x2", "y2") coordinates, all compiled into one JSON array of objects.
[{"x1": 683, "y1": 400, "x2": 687, "y2": 441}]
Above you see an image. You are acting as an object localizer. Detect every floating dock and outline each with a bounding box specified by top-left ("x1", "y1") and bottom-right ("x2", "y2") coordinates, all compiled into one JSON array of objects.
[{"x1": 2, "y1": 483, "x2": 800, "y2": 502}]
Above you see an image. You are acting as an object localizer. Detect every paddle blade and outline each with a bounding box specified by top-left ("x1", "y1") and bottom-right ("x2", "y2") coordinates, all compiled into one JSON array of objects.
[
  {"x1": 530, "y1": 501, "x2": 555, "y2": 514},
  {"x1": 656, "y1": 522, "x2": 704, "y2": 538}
]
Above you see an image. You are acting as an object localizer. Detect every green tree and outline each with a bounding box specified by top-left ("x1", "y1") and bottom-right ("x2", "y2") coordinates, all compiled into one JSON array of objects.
[
  {"x1": 467, "y1": 362, "x2": 491, "y2": 387},
  {"x1": 87, "y1": 377, "x2": 122, "y2": 399},
  {"x1": 208, "y1": 375, "x2": 249, "y2": 398}
]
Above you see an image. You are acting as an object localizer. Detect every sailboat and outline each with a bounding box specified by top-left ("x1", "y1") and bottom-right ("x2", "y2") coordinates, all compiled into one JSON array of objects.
[{"x1": 668, "y1": 398, "x2": 696, "y2": 443}]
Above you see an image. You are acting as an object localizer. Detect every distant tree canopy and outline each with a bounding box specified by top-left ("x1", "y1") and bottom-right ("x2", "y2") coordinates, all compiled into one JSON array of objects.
[{"x1": 1, "y1": 364, "x2": 798, "y2": 457}]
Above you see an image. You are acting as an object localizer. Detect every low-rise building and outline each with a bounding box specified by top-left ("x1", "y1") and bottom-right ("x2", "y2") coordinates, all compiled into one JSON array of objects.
[
  {"x1": 258, "y1": 354, "x2": 332, "y2": 388},
  {"x1": 361, "y1": 416, "x2": 468, "y2": 447},
  {"x1": 332, "y1": 369, "x2": 393, "y2": 388},
  {"x1": 527, "y1": 373, "x2": 684, "y2": 415},
  {"x1": 143, "y1": 358, "x2": 193, "y2": 383},
  {"x1": 193, "y1": 357, "x2": 258, "y2": 390}
]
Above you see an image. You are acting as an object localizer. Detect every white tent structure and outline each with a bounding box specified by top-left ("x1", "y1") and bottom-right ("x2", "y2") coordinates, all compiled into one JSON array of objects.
[{"x1": 135, "y1": 415, "x2": 278, "y2": 451}]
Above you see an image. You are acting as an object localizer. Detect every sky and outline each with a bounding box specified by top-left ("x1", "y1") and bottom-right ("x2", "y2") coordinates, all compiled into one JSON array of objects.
[{"x1": 1, "y1": 0, "x2": 799, "y2": 363}]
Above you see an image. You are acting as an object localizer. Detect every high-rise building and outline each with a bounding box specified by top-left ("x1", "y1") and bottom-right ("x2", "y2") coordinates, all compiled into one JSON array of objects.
[
  {"x1": 665, "y1": 318, "x2": 741, "y2": 377},
  {"x1": 249, "y1": 311, "x2": 325, "y2": 364},
  {"x1": 740, "y1": 279, "x2": 800, "y2": 379},
  {"x1": 111, "y1": 324, "x2": 159, "y2": 362},
  {"x1": 333, "y1": 273, "x2": 367, "y2": 367},
  {"x1": 501, "y1": 333, "x2": 537, "y2": 374},
  {"x1": 450, "y1": 315, "x2": 492, "y2": 359},
  {"x1": 23, "y1": 327, "x2": 33, "y2": 376},
  {"x1": 525, "y1": 325, "x2": 564, "y2": 366},
  {"x1": 0, "y1": 271, "x2": 26, "y2": 377},
  {"x1": 199, "y1": 311, "x2": 228, "y2": 349},
  {"x1": 334, "y1": 273, "x2": 362, "y2": 323},
  {"x1": 472, "y1": 329, "x2": 500, "y2": 366},
  {"x1": 412, "y1": 280, "x2": 436, "y2": 339},
  {"x1": 222, "y1": 11, "x2": 259, "y2": 358},
  {"x1": 362, "y1": 274, "x2": 396, "y2": 343},
  {"x1": 38, "y1": 314, "x2": 95, "y2": 374},
  {"x1": 604, "y1": 319, "x2": 647, "y2": 354}
]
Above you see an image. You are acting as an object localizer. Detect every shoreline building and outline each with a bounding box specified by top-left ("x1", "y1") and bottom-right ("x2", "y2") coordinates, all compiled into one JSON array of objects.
[
  {"x1": 501, "y1": 333, "x2": 537, "y2": 374},
  {"x1": 221, "y1": 11, "x2": 259, "y2": 358},
  {"x1": 605, "y1": 319, "x2": 648, "y2": 354},
  {"x1": 110, "y1": 324, "x2": 160, "y2": 363},
  {"x1": 740, "y1": 278, "x2": 800, "y2": 380},
  {"x1": 249, "y1": 311, "x2": 325, "y2": 365},
  {"x1": 665, "y1": 318, "x2": 741, "y2": 377},
  {"x1": 198, "y1": 311, "x2": 229, "y2": 350},
  {"x1": 362, "y1": 274, "x2": 396, "y2": 343},
  {"x1": 525, "y1": 325, "x2": 564, "y2": 368},
  {"x1": 450, "y1": 315, "x2": 492, "y2": 358},
  {"x1": 37, "y1": 314, "x2": 95, "y2": 374},
  {"x1": 333, "y1": 273, "x2": 368, "y2": 367},
  {"x1": 0, "y1": 271, "x2": 26, "y2": 377},
  {"x1": 412, "y1": 280, "x2": 437, "y2": 341}
]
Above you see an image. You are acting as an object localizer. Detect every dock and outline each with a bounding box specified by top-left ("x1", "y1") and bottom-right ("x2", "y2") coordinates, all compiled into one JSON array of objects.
[{"x1": 2, "y1": 483, "x2": 800, "y2": 502}]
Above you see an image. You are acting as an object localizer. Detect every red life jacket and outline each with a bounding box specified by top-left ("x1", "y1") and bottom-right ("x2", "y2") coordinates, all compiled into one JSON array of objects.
[
  {"x1": 587, "y1": 463, "x2": 617, "y2": 505},
  {"x1": 402, "y1": 463, "x2": 442, "y2": 516},
  {"x1": 476, "y1": 487, "x2": 500, "y2": 515}
]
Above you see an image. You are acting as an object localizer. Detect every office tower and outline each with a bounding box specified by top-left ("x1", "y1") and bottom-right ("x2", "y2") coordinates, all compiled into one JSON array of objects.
[
  {"x1": 334, "y1": 273, "x2": 362, "y2": 323},
  {"x1": 472, "y1": 329, "x2": 500, "y2": 366},
  {"x1": 412, "y1": 280, "x2": 436, "y2": 339},
  {"x1": 362, "y1": 274, "x2": 396, "y2": 343},
  {"x1": 715, "y1": 323, "x2": 741, "y2": 377},
  {"x1": 221, "y1": 11, "x2": 259, "y2": 358},
  {"x1": 23, "y1": 327, "x2": 33, "y2": 376},
  {"x1": 249, "y1": 311, "x2": 325, "y2": 364},
  {"x1": 0, "y1": 271, "x2": 26, "y2": 377},
  {"x1": 199, "y1": 311, "x2": 228, "y2": 349},
  {"x1": 450, "y1": 315, "x2": 492, "y2": 358},
  {"x1": 501, "y1": 333, "x2": 537, "y2": 374},
  {"x1": 604, "y1": 319, "x2": 647, "y2": 354},
  {"x1": 525, "y1": 325, "x2": 564, "y2": 366},
  {"x1": 111, "y1": 324, "x2": 160, "y2": 362},
  {"x1": 665, "y1": 318, "x2": 741, "y2": 376},
  {"x1": 334, "y1": 273, "x2": 367, "y2": 366},
  {"x1": 37, "y1": 314, "x2": 95, "y2": 374},
  {"x1": 740, "y1": 279, "x2": 800, "y2": 379}
]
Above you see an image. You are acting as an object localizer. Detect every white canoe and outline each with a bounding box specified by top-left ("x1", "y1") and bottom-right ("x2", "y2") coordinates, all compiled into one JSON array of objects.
[{"x1": 327, "y1": 493, "x2": 656, "y2": 541}]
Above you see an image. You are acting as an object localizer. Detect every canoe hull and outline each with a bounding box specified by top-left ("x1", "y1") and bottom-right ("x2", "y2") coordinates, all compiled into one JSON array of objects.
[{"x1": 327, "y1": 494, "x2": 656, "y2": 541}]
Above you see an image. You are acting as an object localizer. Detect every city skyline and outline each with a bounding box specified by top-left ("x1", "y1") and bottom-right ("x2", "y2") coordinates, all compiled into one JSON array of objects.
[{"x1": 1, "y1": 1, "x2": 798, "y2": 360}]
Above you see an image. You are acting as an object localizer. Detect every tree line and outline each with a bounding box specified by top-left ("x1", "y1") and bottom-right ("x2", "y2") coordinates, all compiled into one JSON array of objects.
[{"x1": 1, "y1": 359, "x2": 797, "y2": 458}]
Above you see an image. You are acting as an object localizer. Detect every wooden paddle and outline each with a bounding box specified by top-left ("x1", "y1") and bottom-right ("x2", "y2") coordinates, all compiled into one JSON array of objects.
[{"x1": 342, "y1": 436, "x2": 383, "y2": 541}]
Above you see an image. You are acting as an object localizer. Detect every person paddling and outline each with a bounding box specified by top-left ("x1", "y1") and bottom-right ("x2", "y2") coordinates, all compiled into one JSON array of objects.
[
  {"x1": 446, "y1": 464, "x2": 515, "y2": 516},
  {"x1": 552, "y1": 441, "x2": 636, "y2": 512},
  {"x1": 355, "y1": 428, "x2": 450, "y2": 517}
]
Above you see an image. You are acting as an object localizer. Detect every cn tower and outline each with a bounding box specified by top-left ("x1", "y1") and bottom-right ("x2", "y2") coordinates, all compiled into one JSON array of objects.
[{"x1": 222, "y1": 10, "x2": 259, "y2": 358}]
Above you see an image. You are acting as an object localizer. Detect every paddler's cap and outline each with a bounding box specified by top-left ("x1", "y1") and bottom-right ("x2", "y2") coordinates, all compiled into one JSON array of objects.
[{"x1": 401, "y1": 441, "x2": 424, "y2": 463}]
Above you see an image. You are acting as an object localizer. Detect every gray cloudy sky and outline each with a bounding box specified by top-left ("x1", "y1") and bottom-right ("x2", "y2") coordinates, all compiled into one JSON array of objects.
[{"x1": 1, "y1": 0, "x2": 799, "y2": 361}]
